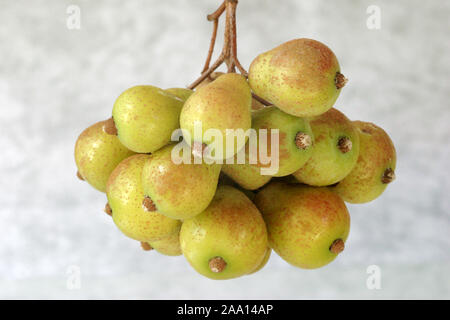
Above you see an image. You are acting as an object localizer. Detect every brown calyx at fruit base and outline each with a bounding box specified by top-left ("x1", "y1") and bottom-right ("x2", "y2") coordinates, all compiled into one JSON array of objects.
[
  {"x1": 142, "y1": 196, "x2": 157, "y2": 212},
  {"x1": 335, "y1": 72, "x2": 348, "y2": 90},
  {"x1": 140, "y1": 242, "x2": 153, "y2": 251},
  {"x1": 329, "y1": 239, "x2": 345, "y2": 254},
  {"x1": 104, "y1": 202, "x2": 113, "y2": 216},
  {"x1": 192, "y1": 141, "x2": 208, "y2": 158},
  {"x1": 381, "y1": 168, "x2": 396, "y2": 184},
  {"x1": 295, "y1": 132, "x2": 312, "y2": 150},
  {"x1": 187, "y1": 0, "x2": 272, "y2": 107},
  {"x1": 209, "y1": 256, "x2": 227, "y2": 273},
  {"x1": 76, "y1": 171, "x2": 84, "y2": 181},
  {"x1": 103, "y1": 117, "x2": 118, "y2": 135},
  {"x1": 337, "y1": 137, "x2": 352, "y2": 153}
]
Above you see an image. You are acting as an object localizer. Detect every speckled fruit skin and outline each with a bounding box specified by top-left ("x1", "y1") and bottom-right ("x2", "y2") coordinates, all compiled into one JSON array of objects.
[
  {"x1": 222, "y1": 154, "x2": 272, "y2": 190},
  {"x1": 106, "y1": 154, "x2": 180, "y2": 242},
  {"x1": 180, "y1": 186, "x2": 268, "y2": 280},
  {"x1": 293, "y1": 108, "x2": 360, "y2": 186},
  {"x1": 252, "y1": 106, "x2": 314, "y2": 177},
  {"x1": 255, "y1": 182, "x2": 350, "y2": 269},
  {"x1": 165, "y1": 88, "x2": 193, "y2": 101},
  {"x1": 147, "y1": 226, "x2": 182, "y2": 256},
  {"x1": 180, "y1": 73, "x2": 252, "y2": 160},
  {"x1": 74, "y1": 120, "x2": 135, "y2": 192},
  {"x1": 112, "y1": 85, "x2": 184, "y2": 153},
  {"x1": 248, "y1": 38, "x2": 342, "y2": 117},
  {"x1": 334, "y1": 121, "x2": 397, "y2": 203},
  {"x1": 141, "y1": 144, "x2": 221, "y2": 220}
]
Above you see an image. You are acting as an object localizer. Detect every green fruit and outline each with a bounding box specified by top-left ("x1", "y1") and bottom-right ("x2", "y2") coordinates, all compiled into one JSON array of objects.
[
  {"x1": 74, "y1": 119, "x2": 135, "y2": 192},
  {"x1": 112, "y1": 85, "x2": 184, "y2": 153},
  {"x1": 165, "y1": 88, "x2": 194, "y2": 101},
  {"x1": 147, "y1": 226, "x2": 182, "y2": 256},
  {"x1": 180, "y1": 186, "x2": 268, "y2": 280},
  {"x1": 252, "y1": 106, "x2": 314, "y2": 177},
  {"x1": 248, "y1": 38, "x2": 346, "y2": 117},
  {"x1": 106, "y1": 154, "x2": 180, "y2": 242},
  {"x1": 180, "y1": 73, "x2": 252, "y2": 160},
  {"x1": 141, "y1": 144, "x2": 221, "y2": 220},
  {"x1": 293, "y1": 108, "x2": 360, "y2": 186},
  {"x1": 334, "y1": 121, "x2": 396, "y2": 203},
  {"x1": 248, "y1": 248, "x2": 271, "y2": 274},
  {"x1": 255, "y1": 182, "x2": 350, "y2": 269}
]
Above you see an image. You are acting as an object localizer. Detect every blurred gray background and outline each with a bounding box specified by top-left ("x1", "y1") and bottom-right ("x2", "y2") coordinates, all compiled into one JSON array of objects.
[{"x1": 0, "y1": 0, "x2": 449, "y2": 299}]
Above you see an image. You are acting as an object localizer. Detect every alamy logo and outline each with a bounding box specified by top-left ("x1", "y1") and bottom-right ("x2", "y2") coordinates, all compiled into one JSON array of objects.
[{"x1": 170, "y1": 121, "x2": 280, "y2": 175}]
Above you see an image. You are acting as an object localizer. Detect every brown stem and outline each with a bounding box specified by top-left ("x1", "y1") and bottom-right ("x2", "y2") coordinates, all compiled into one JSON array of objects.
[
  {"x1": 252, "y1": 93, "x2": 272, "y2": 106},
  {"x1": 188, "y1": 0, "x2": 249, "y2": 89}
]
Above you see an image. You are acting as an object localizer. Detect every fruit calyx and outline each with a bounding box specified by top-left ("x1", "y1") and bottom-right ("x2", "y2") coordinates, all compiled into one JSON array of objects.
[
  {"x1": 337, "y1": 137, "x2": 352, "y2": 153},
  {"x1": 329, "y1": 239, "x2": 345, "y2": 254},
  {"x1": 142, "y1": 196, "x2": 157, "y2": 212},
  {"x1": 104, "y1": 203, "x2": 113, "y2": 216},
  {"x1": 295, "y1": 132, "x2": 312, "y2": 150},
  {"x1": 76, "y1": 171, "x2": 84, "y2": 181},
  {"x1": 381, "y1": 168, "x2": 396, "y2": 184},
  {"x1": 209, "y1": 256, "x2": 227, "y2": 273},
  {"x1": 335, "y1": 72, "x2": 348, "y2": 90},
  {"x1": 103, "y1": 117, "x2": 118, "y2": 135},
  {"x1": 192, "y1": 141, "x2": 208, "y2": 158},
  {"x1": 140, "y1": 242, "x2": 153, "y2": 251}
]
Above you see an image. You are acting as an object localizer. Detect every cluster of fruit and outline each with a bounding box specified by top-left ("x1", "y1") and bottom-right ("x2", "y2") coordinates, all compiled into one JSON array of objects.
[{"x1": 75, "y1": 38, "x2": 396, "y2": 280}]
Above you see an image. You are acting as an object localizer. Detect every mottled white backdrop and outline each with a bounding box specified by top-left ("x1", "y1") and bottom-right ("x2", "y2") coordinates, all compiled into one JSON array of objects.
[{"x1": 0, "y1": 0, "x2": 449, "y2": 299}]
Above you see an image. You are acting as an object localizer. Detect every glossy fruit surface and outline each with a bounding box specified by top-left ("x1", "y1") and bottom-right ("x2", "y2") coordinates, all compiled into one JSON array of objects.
[
  {"x1": 180, "y1": 186, "x2": 268, "y2": 279},
  {"x1": 75, "y1": 120, "x2": 135, "y2": 192},
  {"x1": 112, "y1": 85, "x2": 184, "y2": 153},
  {"x1": 334, "y1": 121, "x2": 396, "y2": 203},
  {"x1": 255, "y1": 182, "x2": 350, "y2": 269},
  {"x1": 106, "y1": 154, "x2": 180, "y2": 242},
  {"x1": 293, "y1": 108, "x2": 359, "y2": 186},
  {"x1": 249, "y1": 38, "x2": 345, "y2": 117}
]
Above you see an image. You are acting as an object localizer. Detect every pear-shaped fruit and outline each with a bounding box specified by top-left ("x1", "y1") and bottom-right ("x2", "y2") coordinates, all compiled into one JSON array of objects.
[
  {"x1": 141, "y1": 144, "x2": 221, "y2": 220},
  {"x1": 106, "y1": 154, "x2": 180, "y2": 242},
  {"x1": 146, "y1": 226, "x2": 182, "y2": 256},
  {"x1": 334, "y1": 121, "x2": 396, "y2": 203},
  {"x1": 112, "y1": 85, "x2": 184, "y2": 153},
  {"x1": 180, "y1": 186, "x2": 268, "y2": 280},
  {"x1": 74, "y1": 119, "x2": 135, "y2": 192},
  {"x1": 165, "y1": 87, "x2": 193, "y2": 101},
  {"x1": 252, "y1": 106, "x2": 314, "y2": 177},
  {"x1": 248, "y1": 38, "x2": 346, "y2": 117},
  {"x1": 180, "y1": 73, "x2": 252, "y2": 160},
  {"x1": 293, "y1": 108, "x2": 359, "y2": 186},
  {"x1": 255, "y1": 182, "x2": 350, "y2": 269}
]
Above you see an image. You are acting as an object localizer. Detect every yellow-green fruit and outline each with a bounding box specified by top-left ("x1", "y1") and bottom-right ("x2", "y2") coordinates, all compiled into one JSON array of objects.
[
  {"x1": 334, "y1": 121, "x2": 396, "y2": 203},
  {"x1": 74, "y1": 120, "x2": 135, "y2": 192},
  {"x1": 180, "y1": 186, "x2": 268, "y2": 280},
  {"x1": 293, "y1": 108, "x2": 359, "y2": 186},
  {"x1": 112, "y1": 85, "x2": 184, "y2": 153},
  {"x1": 255, "y1": 182, "x2": 350, "y2": 269},
  {"x1": 147, "y1": 227, "x2": 182, "y2": 256},
  {"x1": 248, "y1": 38, "x2": 346, "y2": 117},
  {"x1": 106, "y1": 154, "x2": 180, "y2": 242},
  {"x1": 252, "y1": 106, "x2": 314, "y2": 177},
  {"x1": 141, "y1": 144, "x2": 221, "y2": 220},
  {"x1": 180, "y1": 73, "x2": 252, "y2": 160},
  {"x1": 165, "y1": 88, "x2": 193, "y2": 101},
  {"x1": 248, "y1": 248, "x2": 271, "y2": 274}
]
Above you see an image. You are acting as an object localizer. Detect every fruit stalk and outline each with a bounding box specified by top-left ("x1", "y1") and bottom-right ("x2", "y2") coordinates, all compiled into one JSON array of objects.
[{"x1": 188, "y1": 0, "x2": 270, "y2": 106}]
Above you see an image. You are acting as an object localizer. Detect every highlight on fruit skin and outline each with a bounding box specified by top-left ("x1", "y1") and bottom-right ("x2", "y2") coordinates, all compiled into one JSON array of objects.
[
  {"x1": 248, "y1": 38, "x2": 345, "y2": 117},
  {"x1": 334, "y1": 121, "x2": 397, "y2": 203},
  {"x1": 180, "y1": 186, "x2": 268, "y2": 280},
  {"x1": 255, "y1": 182, "x2": 350, "y2": 269},
  {"x1": 74, "y1": 119, "x2": 136, "y2": 192},
  {"x1": 293, "y1": 108, "x2": 360, "y2": 186}
]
